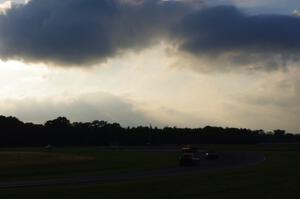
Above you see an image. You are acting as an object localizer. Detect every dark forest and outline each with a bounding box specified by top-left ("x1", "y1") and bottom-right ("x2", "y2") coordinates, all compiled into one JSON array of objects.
[{"x1": 0, "y1": 115, "x2": 299, "y2": 147}]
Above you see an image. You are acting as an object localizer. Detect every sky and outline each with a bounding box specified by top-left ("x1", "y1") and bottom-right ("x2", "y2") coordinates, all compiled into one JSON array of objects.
[{"x1": 1, "y1": 0, "x2": 300, "y2": 132}]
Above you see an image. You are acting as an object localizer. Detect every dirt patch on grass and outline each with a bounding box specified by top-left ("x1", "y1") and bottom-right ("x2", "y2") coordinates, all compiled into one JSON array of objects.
[{"x1": 0, "y1": 151, "x2": 95, "y2": 168}]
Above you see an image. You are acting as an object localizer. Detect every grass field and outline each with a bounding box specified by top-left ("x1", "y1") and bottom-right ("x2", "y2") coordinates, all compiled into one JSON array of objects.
[
  {"x1": 0, "y1": 144, "x2": 300, "y2": 199},
  {"x1": 0, "y1": 147, "x2": 179, "y2": 181}
]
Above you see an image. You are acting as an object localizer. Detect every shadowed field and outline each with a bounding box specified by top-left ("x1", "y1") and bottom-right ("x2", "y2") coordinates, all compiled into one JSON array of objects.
[
  {"x1": 0, "y1": 148, "x2": 179, "y2": 181},
  {"x1": 0, "y1": 144, "x2": 299, "y2": 199},
  {"x1": 0, "y1": 151, "x2": 95, "y2": 167}
]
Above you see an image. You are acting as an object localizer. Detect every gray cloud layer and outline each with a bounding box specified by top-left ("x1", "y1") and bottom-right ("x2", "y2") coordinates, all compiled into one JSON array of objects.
[
  {"x1": 1, "y1": 0, "x2": 300, "y2": 70},
  {"x1": 0, "y1": 92, "x2": 155, "y2": 126},
  {"x1": 174, "y1": 6, "x2": 300, "y2": 71},
  {"x1": 0, "y1": 0, "x2": 190, "y2": 65}
]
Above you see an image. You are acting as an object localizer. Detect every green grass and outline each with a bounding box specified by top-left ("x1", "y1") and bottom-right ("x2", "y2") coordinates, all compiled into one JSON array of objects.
[
  {"x1": 0, "y1": 147, "x2": 179, "y2": 181},
  {"x1": 1, "y1": 144, "x2": 300, "y2": 199}
]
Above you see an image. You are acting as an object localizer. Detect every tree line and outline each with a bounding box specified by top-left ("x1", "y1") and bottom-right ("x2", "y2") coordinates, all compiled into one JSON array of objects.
[{"x1": 0, "y1": 115, "x2": 299, "y2": 147}]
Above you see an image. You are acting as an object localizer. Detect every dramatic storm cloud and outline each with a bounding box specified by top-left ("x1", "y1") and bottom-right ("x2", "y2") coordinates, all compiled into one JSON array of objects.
[
  {"x1": 173, "y1": 6, "x2": 300, "y2": 71},
  {"x1": 0, "y1": 0, "x2": 191, "y2": 65},
  {"x1": 1, "y1": 0, "x2": 300, "y2": 71}
]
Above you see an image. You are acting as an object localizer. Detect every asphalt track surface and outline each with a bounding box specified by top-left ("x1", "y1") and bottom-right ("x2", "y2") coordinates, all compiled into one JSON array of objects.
[{"x1": 0, "y1": 150, "x2": 265, "y2": 189}]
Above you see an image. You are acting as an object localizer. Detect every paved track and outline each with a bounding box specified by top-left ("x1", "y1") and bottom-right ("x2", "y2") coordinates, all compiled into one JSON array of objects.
[{"x1": 0, "y1": 151, "x2": 265, "y2": 189}]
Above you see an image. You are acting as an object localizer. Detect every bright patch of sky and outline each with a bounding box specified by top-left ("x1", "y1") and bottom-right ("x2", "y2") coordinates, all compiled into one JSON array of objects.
[{"x1": 1, "y1": 43, "x2": 299, "y2": 132}]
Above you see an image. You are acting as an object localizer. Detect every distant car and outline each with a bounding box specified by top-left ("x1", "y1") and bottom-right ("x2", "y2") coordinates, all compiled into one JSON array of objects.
[
  {"x1": 205, "y1": 150, "x2": 218, "y2": 160},
  {"x1": 179, "y1": 146, "x2": 200, "y2": 167}
]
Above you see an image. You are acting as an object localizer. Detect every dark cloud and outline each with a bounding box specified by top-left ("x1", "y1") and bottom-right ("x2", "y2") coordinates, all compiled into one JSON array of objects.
[
  {"x1": 0, "y1": 0, "x2": 191, "y2": 65},
  {"x1": 173, "y1": 6, "x2": 300, "y2": 71},
  {"x1": 1, "y1": 1, "x2": 300, "y2": 70}
]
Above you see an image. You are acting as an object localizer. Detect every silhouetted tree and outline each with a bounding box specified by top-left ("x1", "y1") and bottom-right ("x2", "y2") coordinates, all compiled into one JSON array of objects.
[{"x1": 45, "y1": 117, "x2": 71, "y2": 129}]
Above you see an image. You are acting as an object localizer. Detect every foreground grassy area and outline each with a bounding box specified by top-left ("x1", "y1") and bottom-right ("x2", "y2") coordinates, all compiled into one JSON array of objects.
[
  {"x1": 0, "y1": 147, "x2": 179, "y2": 181},
  {"x1": 0, "y1": 144, "x2": 300, "y2": 199}
]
